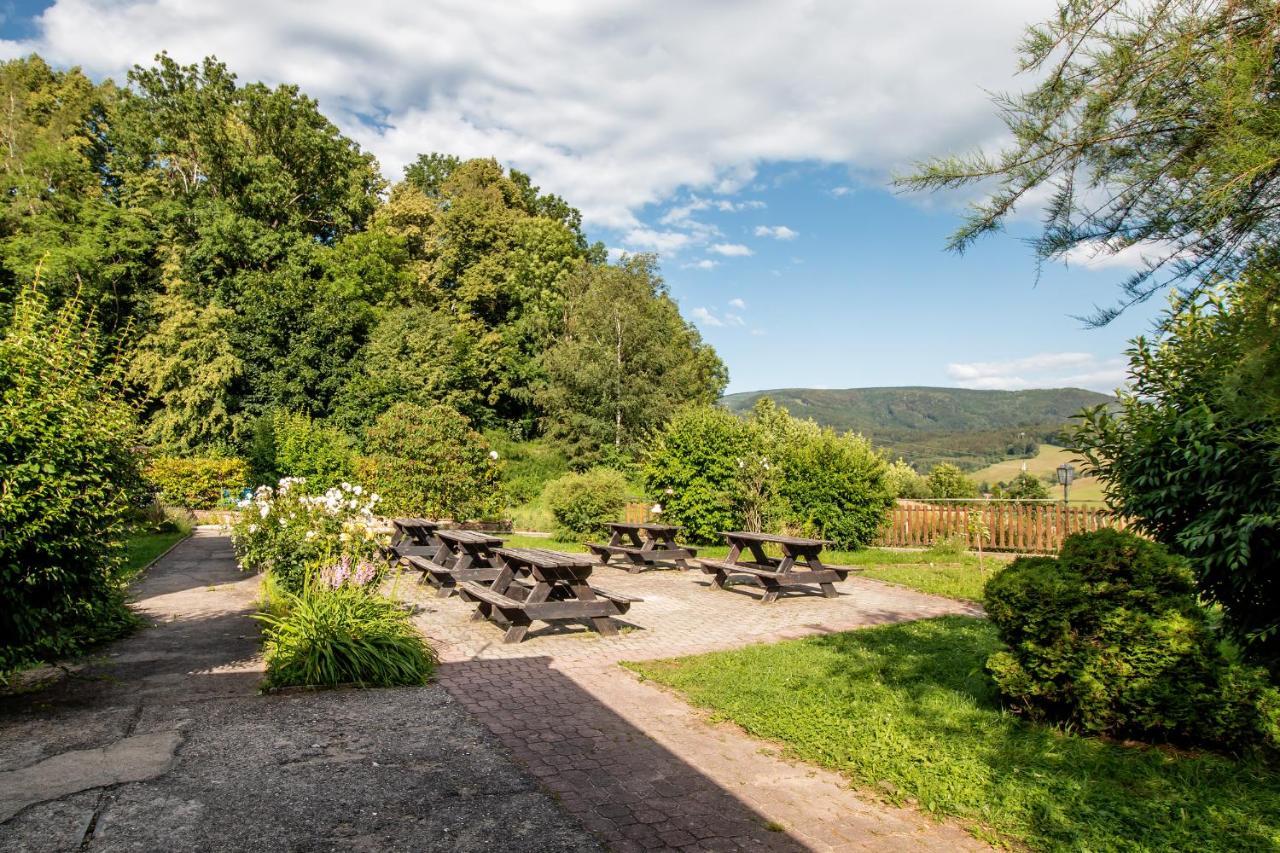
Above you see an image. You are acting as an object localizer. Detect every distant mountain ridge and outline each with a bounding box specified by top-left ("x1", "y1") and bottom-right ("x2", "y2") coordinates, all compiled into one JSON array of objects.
[{"x1": 720, "y1": 386, "x2": 1115, "y2": 471}]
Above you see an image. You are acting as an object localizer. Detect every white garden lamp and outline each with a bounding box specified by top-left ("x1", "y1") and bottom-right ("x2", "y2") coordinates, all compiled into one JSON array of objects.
[{"x1": 1056, "y1": 463, "x2": 1076, "y2": 504}]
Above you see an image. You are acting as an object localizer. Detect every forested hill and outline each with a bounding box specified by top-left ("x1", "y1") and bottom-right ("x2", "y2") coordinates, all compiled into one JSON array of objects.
[{"x1": 721, "y1": 386, "x2": 1115, "y2": 470}]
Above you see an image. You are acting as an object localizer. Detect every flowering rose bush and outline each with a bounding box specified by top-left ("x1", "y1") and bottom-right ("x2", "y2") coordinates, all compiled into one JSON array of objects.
[{"x1": 231, "y1": 478, "x2": 387, "y2": 595}]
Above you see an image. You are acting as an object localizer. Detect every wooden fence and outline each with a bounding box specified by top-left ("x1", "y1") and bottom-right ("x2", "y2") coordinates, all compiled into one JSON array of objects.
[{"x1": 876, "y1": 501, "x2": 1126, "y2": 554}]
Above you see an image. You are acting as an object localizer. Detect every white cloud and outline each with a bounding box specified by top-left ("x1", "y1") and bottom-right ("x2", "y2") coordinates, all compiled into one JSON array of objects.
[
  {"x1": 750, "y1": 328, "x2": 767, "y2": 336},
  {"x1": 724, "y1": 312, "x2": 746, "y2": 326},
  {"x1": 830, "y1": 186, "x2": 854, "y2": 197},
  {"x1": 946, "y1": 352, "x2": 1126, "y2": 392},
  {"x1": 2, "y1": 0, "x2": 1057, "y2": 229},
  {"x1": 690, "y1": 306, "x2": 723, "y2": 327},
  {"x1": 754, "y1": 225, "x2": 798, "y2": 240},
  {"x1": 622, "y1": 228, "x2": 696, "y2": 254},
  {"x1": 1057, "y1": 239, "x2": 1184, "y2": 272},
  {"x1": 681, "y1": 258, "x2": 720, "y2": 270},
  {"x1": 729, "y1": 297, "x2": 746, "y2": 309},
  {"x1": 710, "y1": 242, "x2": 753, "y2": 257}
]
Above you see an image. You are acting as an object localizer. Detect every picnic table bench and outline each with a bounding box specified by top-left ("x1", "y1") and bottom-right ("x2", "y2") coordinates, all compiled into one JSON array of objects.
[
  {"x1": 699, "y1": 531, "x2": 850, "y2": 603},
  {"x1": 586, "y1": 522, "x2": 698, "y2": 572},
  {"x1": 384, "y1": 517, "x2": 442, "y2": 563},
  {"x1": 406, "y1": 528, "x2": 504, "y2": 597},
  {"x1": 458, "y1": 547, "x2": 641, "y2": 643}
]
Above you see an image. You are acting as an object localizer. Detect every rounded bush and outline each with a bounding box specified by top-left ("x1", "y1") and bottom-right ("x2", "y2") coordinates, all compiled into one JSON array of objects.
[
  {"x1": 984, "y1": 529, "x2": 1279, "y2": 752},
  {"x1": 542, "y1": 468, "x2": 629, "y2": 538},
  {"x1": 356, "y1": 402, "x2": 501, "y2": 521}
]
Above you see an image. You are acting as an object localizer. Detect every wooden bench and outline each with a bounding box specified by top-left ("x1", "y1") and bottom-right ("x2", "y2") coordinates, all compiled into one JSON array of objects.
[
  {"x1": 457, "y1": 547, "x2": 643, "y2": 643},
  {"x1": 699, "y1": 531, "x2": 850, "y2": 603},
  {"x1": 586, "y1": 522, "x2": 698, "y2": 572}
]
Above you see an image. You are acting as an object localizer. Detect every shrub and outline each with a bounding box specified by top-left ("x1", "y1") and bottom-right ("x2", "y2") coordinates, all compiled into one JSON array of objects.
[
  {"x1": 642, "y1": 405, "x2": 753, "y2": 544},
  {"x1": 984, "y1": 529, "x2": 1279, "y2": 752},
  {"x1": 246, "y1": 410, "x2": 355, "y2": 491},
  {"x1": 145, "y1": 456, "x2": 249, "y2": 509},
  {"x1": 885, "y1": 458, "x2": 929, "y2": 499},
  {"x1": 356, "y1": 402, "x2": 501, "y2": 520},
  {"x1": 231, "y1": 479, "x2": 385, "y2": 595},
  {"x1": 256, "y1": 584, "x2": 436, "y2": 688},
  {"x1": 1, "y1": 283, "x2": 143, "y2": 672},
  {"x1": 927, "y1": 463, "x2": 979, "y2": 499},
  {"x1": 542, "y1": 468, "x2": 629, "y2": 538},
  {"x1": 764, "y1": 416, "x2": 894, "y2": 549},
  {"x1": 993, "y1": 470, "x2": 1050, "y2": 501}
]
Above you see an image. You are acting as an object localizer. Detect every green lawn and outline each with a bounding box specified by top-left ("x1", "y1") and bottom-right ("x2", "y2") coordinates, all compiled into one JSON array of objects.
[
  {"x1": 627, "y1": 617, "x2": 1280, "y2": 851},
  {"x1": 501, "y1": 534, "x2": 1000, "y2": 603},
  {"x1": 121, "y1": 521, "x2": 191, "y2": 581}
]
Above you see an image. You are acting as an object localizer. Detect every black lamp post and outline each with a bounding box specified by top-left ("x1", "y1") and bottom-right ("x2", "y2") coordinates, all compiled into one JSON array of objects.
[{"x1": 1056, "y1": 463, "x2": 1075, "y2": 504}]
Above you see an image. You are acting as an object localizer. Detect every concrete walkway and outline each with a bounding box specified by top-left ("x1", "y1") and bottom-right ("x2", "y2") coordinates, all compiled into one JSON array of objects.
[
  {"x1": 405, "y1": 562, "x2": 990, "y2": 852},
  {"x1": 0, "y1": 528, "x2": 598, "y2": 852}
]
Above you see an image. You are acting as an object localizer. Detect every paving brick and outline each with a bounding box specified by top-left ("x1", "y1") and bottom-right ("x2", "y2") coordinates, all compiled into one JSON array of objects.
[{"x1": 410, "y1": 563, "x2": 990, "y2": 852}]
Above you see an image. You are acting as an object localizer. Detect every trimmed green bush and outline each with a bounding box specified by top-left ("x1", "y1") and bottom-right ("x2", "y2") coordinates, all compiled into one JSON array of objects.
[
  {"x1": 984, "y1": 529, "x2": 1279, "y2": 752},
  {"x1": 256, "y1": 584, "x2": 436, "y2": 688},
  {"x1": 357, "y1": 402, "x2": 501, "y2": 520},
  {"x1": 1, "y1": 283, "x2": 143, "y2": 672},
  {"x1": 642, "y1": 404, "x2": 752, "y2": 544},
  {"x1": 145, "y1": 456, "x2": 249, "y2": 509},
  {"x1": 927, "y1": 463, "x2": 979, "y2": 499},
  {"x1": 542, "y1": 468, "x2": 629, "y2": 538}
]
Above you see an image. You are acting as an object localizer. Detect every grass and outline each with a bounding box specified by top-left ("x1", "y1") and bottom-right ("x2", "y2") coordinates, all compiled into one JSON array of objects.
[
  {"x1": 968, "y1": 444, "x2": 1108, "y2": 504},
  {"x1": 627, "y1": 617, "x2": 1280, "y2": 851},
  {"x1": 121, "y1": 518, "x2": 192, "y2": 582},
  {"x1": 501, "y1": 534, "x2": 1002, "y2": 603}
]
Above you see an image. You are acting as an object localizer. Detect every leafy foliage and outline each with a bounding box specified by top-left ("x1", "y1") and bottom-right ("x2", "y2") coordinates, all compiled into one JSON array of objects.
[
  {"x1": 540, "y1": 256, "x2": 727, "y2": 464},
  {"x1": 541, "y1": 468, "x2": 629, "y2": 539},
  {"x1": 1069, "y1": 267, "x2": 1280, "y2": 671},
  {"x1": 901, "y1": 0, "x2": 1280, "y2": 322},
  {"x1": 926, "y1": 463, "x2": 979, "y2": 499},
  {"x1": 644, "y1": 400, "x2": 893, "y2": 548},
  {"x1": 992, "y1": 470, "x2": 1050, "y2": 501},
  {"x1": 256, "y1": 584, "x2": 436, "y2": 689},
  {"x1": 246, "y1": 410, "x2": 355, "y2": 491},
  {"x1": 642, "y1": 405, "x2": 753, "y2": 544},
  {"x1": 985, "y1": 530, "x2": 1279, "y2": 752},
  {"x1": 0, "y1": 283, "x2": 142, "y2": 671},
  {"x1": 145, "y1": 456, "x2": 249, "y2": 509},
  {"x1": 884, "y1": 458, "x2": 929, "y2": 499},
  {"x1": 356, "y1": 402, "x2": 501, "y2": 521}
]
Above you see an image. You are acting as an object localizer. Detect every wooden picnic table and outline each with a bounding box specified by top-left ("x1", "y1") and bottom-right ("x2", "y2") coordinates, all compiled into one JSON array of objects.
[
  {"x1": 458, "y1": 547, "x2": 641, "y2": 644},
  {"x1": 586, "y1": 522, "x2": 698, "y2": 572},
  {"x1": 698, "y1": 531, "x2": 849, "y2": 603},
  {"x1": 405, "y1": 528, "x2": 504, "y2": 597},
  {"x1": 385, "y1": 517, "x2": 442, "y2": 563}
]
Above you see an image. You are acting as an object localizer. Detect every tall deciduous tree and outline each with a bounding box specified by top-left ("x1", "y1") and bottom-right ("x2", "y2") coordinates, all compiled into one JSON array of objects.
[
  {"x1": 901, "y1": 0, "x2": 1280, "y2": 322},
  {"x1": 539, "y1": 255, "x2": 727, "y2": 463}
]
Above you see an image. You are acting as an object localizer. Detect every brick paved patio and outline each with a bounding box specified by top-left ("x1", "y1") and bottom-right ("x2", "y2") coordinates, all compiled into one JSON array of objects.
[{"x1": 404, "y1": 564, "x2": 989, "y2": 852}]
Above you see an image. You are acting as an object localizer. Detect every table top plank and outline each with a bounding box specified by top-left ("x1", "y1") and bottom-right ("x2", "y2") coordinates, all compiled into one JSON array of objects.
[
  {"x1": 436, "y1": 528, "x2": 504, "y2": 547},
  {"x1": 494, "y1": 547, "x2": 594, "y2": 570},
  {"x1": 720, "y1": 530, "x2": 829, "y2": 548},
  {"x1": 607, "y1": 522, "x2": 681, "y2": 534}
]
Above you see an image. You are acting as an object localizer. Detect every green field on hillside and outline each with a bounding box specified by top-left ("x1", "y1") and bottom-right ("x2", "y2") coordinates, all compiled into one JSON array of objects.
[{"x1": 968, "y1": 444, "x2": 1107, "y2": 503}]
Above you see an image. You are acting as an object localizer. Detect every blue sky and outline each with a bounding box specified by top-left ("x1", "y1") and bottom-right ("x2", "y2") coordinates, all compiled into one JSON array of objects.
[{"x1": 0, "y1": 1, "x2": 1163, "y2": 395}]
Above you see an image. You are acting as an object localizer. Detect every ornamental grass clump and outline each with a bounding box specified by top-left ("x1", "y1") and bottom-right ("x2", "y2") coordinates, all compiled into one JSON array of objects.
[
  {"x1": 984, "y1": 529, "x2": 1279, "y2": 753},
  {"x1": 255, "y1": 584, "x2": 436, "y2": 689}
]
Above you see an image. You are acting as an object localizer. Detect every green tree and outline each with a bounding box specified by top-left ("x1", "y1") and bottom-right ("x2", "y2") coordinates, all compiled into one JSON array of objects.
[
  {"x1": 927, "y1": 463, "x2": 979, "y2": 500},
  {"x1": 1, "y1": 281, "x2": 142, "y2": 670},
  {"x1": 540, "y1": 256, "x2": 727, "y2": 463},
  {"x1": 901, "y1": 0, "x2": 1280, "y2": 322},
  {"x1": 0, "y1": 56, "x2": 153, "y2": 330},
  {"x1": 1001, "y1": 470, "x2": 1051, "y2": 501},
  {"x1": 126, "y1": 291, "x2": 245, "y2": 453},
  {"x1": 885, "y1": 458, "x2": 929, "y2": 499},
  {"x1": 1069, "y1": 264, "x2": 1280, "y2": 671}
]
